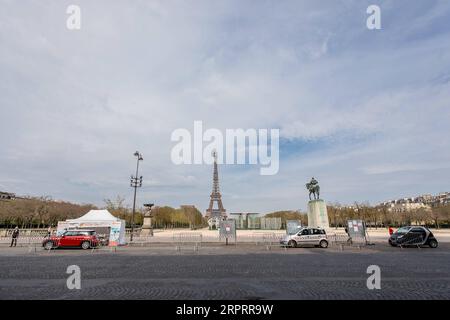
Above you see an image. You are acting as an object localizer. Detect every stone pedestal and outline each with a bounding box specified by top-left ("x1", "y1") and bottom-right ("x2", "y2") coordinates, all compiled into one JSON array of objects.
[
  {"x1": 307, "y1": 199, "x2": 330, "y2": 229},
  {"x1": 141, "y1": 215, "x2": 153, "y2": 236}
]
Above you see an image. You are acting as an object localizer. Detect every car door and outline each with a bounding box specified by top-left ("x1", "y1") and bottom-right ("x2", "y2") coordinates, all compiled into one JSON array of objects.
[
  {"x1": 410, "y1": 227, "x2": 427, "y2": 244},
  {"x1": 73, "y1": 231, "x2": 86, "y2": 247},
  {"x1": 306, "y1": 228, "x2": 321, "y2": 246},
  {"x1": 60, "y1": 231, "x2": 75, "y2": 246},
  {"x1": 69, "y1": 231, "x2": 82, "y2": 247},
  {"x1": 311, "y1": 228, "x2": 324, "y2": 245},
  {"x1": 295, "y1": 228, "x2": 311, "y2": 246},
  {"x1": 77, "y1": 231, "x2": 90, "y2": 246}
]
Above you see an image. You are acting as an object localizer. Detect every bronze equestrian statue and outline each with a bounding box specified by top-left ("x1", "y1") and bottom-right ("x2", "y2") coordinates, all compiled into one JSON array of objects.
[{"x1": 306, "y1": 177, "x2": 320, "y2": 200}]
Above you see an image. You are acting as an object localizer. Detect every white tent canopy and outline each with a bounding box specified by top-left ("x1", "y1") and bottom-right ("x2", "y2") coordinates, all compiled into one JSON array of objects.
[
  {"x1": 67, "y1": 209, "x2": 120, "y2": 222},
  {"x1": 58, "y1": 209, "x2": 126, "y2": 246}
]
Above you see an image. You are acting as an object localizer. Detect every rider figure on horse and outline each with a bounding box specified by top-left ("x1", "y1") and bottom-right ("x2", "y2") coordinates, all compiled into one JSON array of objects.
[{"x1": 306, "y1": 177, "x2": 320, "y2": 200}]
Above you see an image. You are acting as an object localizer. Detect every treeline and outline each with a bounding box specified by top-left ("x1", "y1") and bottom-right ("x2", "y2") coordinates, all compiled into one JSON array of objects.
[
  {"x1": 98, "y1": 196, "x2": 207, "y2": 229},
  {"x1": 0, "y1": 196, "x2": 96, "y2": 228},
  {"x1": 327, "y1": 202, "x2": 450, "y2": 228},
  {"x1": 0, "y1": 195, "x2": 207, "y2": 229},
  {"x1": 264, "y1": 203, "x2": 450, "y2": 229},
  {"x1": 151, "y1": 206, "x2": 206, "y2": 229},
  {"x1": 2, "y1": 196, "x2": 449, "y2": 229}
]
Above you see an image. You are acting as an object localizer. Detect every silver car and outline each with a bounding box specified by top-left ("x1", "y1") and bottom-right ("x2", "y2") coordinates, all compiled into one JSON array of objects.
[{"x1": 280, "y1": 227, "x2": 328, "y2": 248}]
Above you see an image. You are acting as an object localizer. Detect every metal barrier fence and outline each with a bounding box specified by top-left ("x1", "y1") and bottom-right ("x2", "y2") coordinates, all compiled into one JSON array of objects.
[
  {"x1": 253, "y1": 233, "x2": 276, "y2": 245},
  {"x1": 2, "y1": 231, "x2": 385, "y2": 251},
  {"x1": 329, "y1": 233, "x2": 368, "y2": 250},
  {"x1": 173, "y1": 233, "x2": 202, "y2": 252},
  {"x1": 125, "y1": 232, "x2": 287, "y2": 244},
  {"x1": 126, "y1": 235, "x2": 182, "y2": 244},
  {"x1": 0, "y1": 229, "x2": 48, "y2": 237},
  {"x1": 0, "y1": 235, "x2": 44, "y2": 247},
  {"x1": 331, "y1": 233, "x2": 351, "y2": 244},
  {"x1": 253, "y1": 233, "x2": 286, "y2": 250}
]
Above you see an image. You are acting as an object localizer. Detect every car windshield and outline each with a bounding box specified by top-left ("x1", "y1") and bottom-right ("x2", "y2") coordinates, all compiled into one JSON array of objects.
[{"x1": 396, "y1": 227, "x2": 411, "y2": 234}]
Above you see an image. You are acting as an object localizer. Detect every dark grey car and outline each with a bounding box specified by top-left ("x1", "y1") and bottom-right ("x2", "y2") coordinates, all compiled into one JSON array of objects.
[{"x1": 389, "y1": 226, "x2": 438, "y2": 248}]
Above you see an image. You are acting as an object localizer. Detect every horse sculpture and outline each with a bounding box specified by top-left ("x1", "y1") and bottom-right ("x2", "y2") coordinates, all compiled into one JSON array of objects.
[{"x1": 306, "y1": 181, "x2": 320, "y2": 200}]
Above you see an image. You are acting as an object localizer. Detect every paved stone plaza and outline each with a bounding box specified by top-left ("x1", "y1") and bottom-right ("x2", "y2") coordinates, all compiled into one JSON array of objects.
[{"x1": 0, "y1": 243, "x2": 449, "y2": 300}]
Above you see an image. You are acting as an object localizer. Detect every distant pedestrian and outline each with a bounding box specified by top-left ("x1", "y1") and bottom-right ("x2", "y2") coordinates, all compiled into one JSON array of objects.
[
  {"x1": 344, "y1": 226, "x2": 352, "y2": 244},
  {"x1": 388, "y1": 226, "x2": 394, "y2": 235},
  {"x1": 10, "y1": 227, "x2": 19, "y2": 247},
  {"x1": 47, "y1": 226, "x2": 52, "y2": 238}
]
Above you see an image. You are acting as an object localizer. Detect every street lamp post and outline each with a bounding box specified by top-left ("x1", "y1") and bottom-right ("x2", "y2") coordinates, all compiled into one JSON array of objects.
[{"x1": 130, "y1": 151, "x2": 143, "y2": 242}]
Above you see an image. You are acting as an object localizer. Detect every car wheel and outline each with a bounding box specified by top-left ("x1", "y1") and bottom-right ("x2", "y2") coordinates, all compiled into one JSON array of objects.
[
  {"x1": 288, "y1": 240, "x2": 297, "y2": 248},
  {"x1": 44, "y1": 241, "x2": 54, "y2": 250},
  {"x1": 81, "y1": 241, "x2": 91, "y2": 250},
  {"x1": 319, "y1": 240, "x2": 328, "y2": 248},
  {"x1": 428, "y1": 239, "x2": 438, "y2": 248}
]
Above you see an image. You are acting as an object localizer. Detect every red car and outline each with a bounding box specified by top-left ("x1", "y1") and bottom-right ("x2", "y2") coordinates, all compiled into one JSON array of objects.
[{"x1": 43, "y1": 229, "x2": 99, "y2": 250}]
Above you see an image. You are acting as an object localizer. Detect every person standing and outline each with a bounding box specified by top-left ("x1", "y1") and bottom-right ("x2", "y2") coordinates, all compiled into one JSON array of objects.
[
  {"x1": 388, "y1": 226, "x2": 394, "y2": 236},
  {"x1": 10, "y1": 227, "x2": 19, "y2": 247},
  {"x1": 47, "y1": 226, "x2": 52, "y2": 238},
  {"x1": 344, "y1": 225, "x2": 352, "y2": 244}
]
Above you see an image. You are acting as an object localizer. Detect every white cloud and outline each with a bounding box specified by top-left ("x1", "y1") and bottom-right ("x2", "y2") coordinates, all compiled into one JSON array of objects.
[{"x1": 0, "y1": 0, "x2": 449, "y2": 212}]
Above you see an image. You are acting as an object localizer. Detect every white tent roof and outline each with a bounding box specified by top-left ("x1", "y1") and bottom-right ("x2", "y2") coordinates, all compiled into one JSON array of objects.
[{"x1": 67, "y1": 209, "x2": 120, "y2": 222}]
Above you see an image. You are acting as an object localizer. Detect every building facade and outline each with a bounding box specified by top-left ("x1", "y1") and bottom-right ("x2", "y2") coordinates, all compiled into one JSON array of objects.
[
  {"x1": 381, "y1": 192, "x2": 450, "y2": 212},
  {"x1": 0, "y1": 191, "x2": 15, "y2": 201}
]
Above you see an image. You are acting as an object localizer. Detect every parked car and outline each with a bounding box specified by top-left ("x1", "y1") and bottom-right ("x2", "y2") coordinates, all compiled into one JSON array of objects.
[
  {"x1": 280, "y1": 227, "x2": 328, "y2": 248},
  {"x1": 42, "y1": 229, "x2": 99, "y2": 250},
  {"x1": 389, "y1": 226, "x2": 438, "y2": 248}
]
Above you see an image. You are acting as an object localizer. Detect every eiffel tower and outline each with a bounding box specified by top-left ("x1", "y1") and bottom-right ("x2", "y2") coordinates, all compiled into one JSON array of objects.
[{"x1": 205, "y1": 151, "x2": 226, "y2": 228}]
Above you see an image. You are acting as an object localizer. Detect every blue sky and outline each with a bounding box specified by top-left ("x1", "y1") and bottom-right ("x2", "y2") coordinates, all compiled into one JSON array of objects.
[{"x1": 1, "y1": 0, "x2": 449, "y2": 213}]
